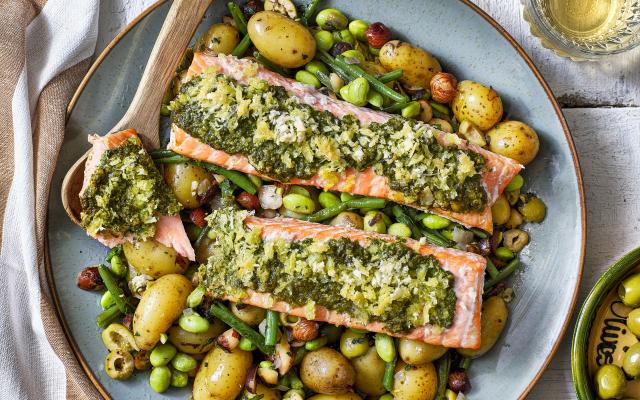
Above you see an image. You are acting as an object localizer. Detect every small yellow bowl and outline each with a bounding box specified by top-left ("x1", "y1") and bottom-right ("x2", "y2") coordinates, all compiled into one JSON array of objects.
[{"x1": 572, "y1": 247, "x2": 640, "y2": 399}]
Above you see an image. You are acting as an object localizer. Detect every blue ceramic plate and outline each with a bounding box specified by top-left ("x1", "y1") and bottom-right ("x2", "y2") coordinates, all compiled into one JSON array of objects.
[{"x1": 47, "y1": 1, "x2": 585, "y2": 398}]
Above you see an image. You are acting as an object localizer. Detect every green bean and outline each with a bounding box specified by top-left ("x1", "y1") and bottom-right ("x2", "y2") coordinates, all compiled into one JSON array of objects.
[
  {"x1": 227, "y1": 2, "x2": 248, "y2": 35},
  {"x1": 232, "y1": 33, "x2": 252, "y2": 57},
  {"x1": 178, "y1": 312, "x2": 210, "y2": 333},
  {"x1": 293, "y1": 347, "x2": 307, "y2": 365},
  {"x1": 383, "y1": 358, "x2": 396, "y2": 392},
  {"x1": 265, "y1": 310, "x2": 279, "y2": 346},
  {"x1": 378, "y1": 69, "x2": 403, "y2": 83},
  {"x1": 148, "y1": 149, "x2": 177, "y2": 159},
  {"x1": 391, "y1": 206, "x2": 421, "y2": 238},
  {"x1": 288, "y1": 370, "x2": 304, "y2": 390},
  {"x1": 302, "y1": 202, "x2": 348, "y2": 222},
  {"x1": 383, "y1": 101, "x2": 408, "y2": 113},
  {"x1": 153, "y1": 155, "x2": 189, "y2": 164},
  {"x1": 375, "y1": 333, "x2": 396, "y2": 363},
  {"x1": 459, "y1": 356, "x2": 472, "y2": 370},
  {"x1": 194, "y1": 225, "x2": 210, "y2": 249},
  {"x1": 430, "y1": 101, "x2": 450, "y2": 115},
  {"x1": 198, "y1": 162, "x2": 257, "y2": 194},
  {"x1": 305, "y1": 336, "x2": 328, "y2": 350},
  {"x1": 345, "y1": 197, "x2": 386, "y2": 209},
  {"x1": 254, "y1": 51, "x2": 290, "y2": 76},
  {"x1": 150, "y1": 343, "x2": 177, "y2": 367},
  {"x1": 486, "y1": 257, "x2": 500, "y2": 279},
  {"x1": 96, "y1": 304, "x2": 121, "y2": 328},
  {"x1": 484, "y1": 257, "x2": 520, "y2": 291},
  {"x1": 315, "y1": 70, "x2": 334, "y2": 90},
  {"x1": 209, "y1": 302, "x2": 274, "y2": 354},
  {"x1": 98, "y1": 265, "x2": 134, "y2": 314},
  {"x1": 435, "y1": 351, "x2": 452, "y2": 400},
  {"x1": 420, "y1": 227, "x2": 455, "y2": 247},
  {"x1": 471, "y1": 228, "x2": 489, "y2": 239},
  {"x1": 302, "y1": 0, "x2": 321, "y2": 26}
]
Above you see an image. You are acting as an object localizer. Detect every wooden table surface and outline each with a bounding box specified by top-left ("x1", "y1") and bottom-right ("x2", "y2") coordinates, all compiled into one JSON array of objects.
[{"x1": 98, "y1": 1, "x2": 640, "y2": 398}]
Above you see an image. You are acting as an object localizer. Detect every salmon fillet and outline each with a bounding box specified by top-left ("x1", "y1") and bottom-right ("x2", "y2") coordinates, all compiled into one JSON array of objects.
[
  {"x1": 210, "y1": 214, "x2": 485, "y2": 349},
  {"x1": 81, "y1": 129, "x2": 195, "y2": 261},
  {"x1": 169, "y1": 53, "x2": 522, "y2": 232}
]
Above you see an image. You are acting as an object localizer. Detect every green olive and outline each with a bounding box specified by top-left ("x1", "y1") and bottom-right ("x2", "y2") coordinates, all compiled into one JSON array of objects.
[
  {"x1": 491, "y1": 195, "x2": 510, "y2": 225},
  {"x1": 624, "y1": 342, "x2": 640, "y2": 377},
  {"x1": 594, "y1": 364, "x2": 627, "y2": 399},
  {"x1": 627, "y1": 308, "x2": 640, "y2": 336},
  {"x1": 620, "y1": 273, "x2": 640, "y2": 308},
  {"x1": 517, "y1": 194, "x2": 546, "y2": 223},
  {"x1": 195, "y1": 23, "x2": 240, "y2": 54},
  {"x1": 340, "y1": 330, "x2": 369, "y2": 359},
  {"x1": 330, "y1": 211, "x2": 364, "y2": 229},
  {"x1": 230, "y1": 302, "x2": 267, "y2": 326},
  {"x1": 164, "y1": 162, "x2": 214, "y2": 209},
  {"x1": 398, "y1": 338, "x2": 447, "y2": 365},
  {"x1": 364, "y1": 211, "x2": 387, "y2": 233},
  {"x1": 105, "y1": 351, "x2": 134, "y2": 380}
]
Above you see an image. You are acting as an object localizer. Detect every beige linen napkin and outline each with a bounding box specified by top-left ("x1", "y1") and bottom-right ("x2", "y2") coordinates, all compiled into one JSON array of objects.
[{"x1": 0, "y1": 0, "x2": 101, "y2": 398}]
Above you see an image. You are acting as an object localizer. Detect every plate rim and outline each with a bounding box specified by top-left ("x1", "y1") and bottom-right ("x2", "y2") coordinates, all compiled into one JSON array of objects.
[{"x1": 49, "y1": 1, "x2": 587, "y2": 398}]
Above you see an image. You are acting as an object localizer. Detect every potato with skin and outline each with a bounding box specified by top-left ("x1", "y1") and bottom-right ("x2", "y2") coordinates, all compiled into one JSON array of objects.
[
  {"x1": 393, "y1": 361, "x2": 438, "y2": 400},
  {"x1": 458, "y1": 296, "x2": 508, "y2": 358},
  {"x1": 379, "y1": 40, "x2": 442, "y2": 89},
  {"x1": 452, "y1": 80, "x2": 503, "y2": 131},
  {"x1": 487, "y1": 120, "x2": 540, "y2": 165},
  {"x1": 252, "y1": 384, "x2": 281, "y2": 400},
  {"x1": 398, "y1": 339, "x2": 447, "y2": 365},
  {"x1": 123, "y1": 239, "x2": 188, "y2": 278},
  {"x1": 230, "y1": 302, "x2": 266, "y2": 327},
  {"x1": 195, "y1": 23, "x2": 240, "y2": 54},
  {"x1": 300, "y1": 348, "x2": 356, "y2": 394},
  {"x1": 133, "y1": 274, "x2": 192, "y2": 350},
  {"x1": 164, "y1": 162, "x2": 214, "y2": 209},
  {"x1": 248, "y1": 11, "x2": 316, "y2": 68},
  {"x1": 351, "y1": 346, "x2": 386, "y2": 396},
  {"x1": 193, "y1": 347, "x2": 252, "y2": 400},
  {"x1": 168, "y1": 320, "x2": 226, "y2": 354},
  {"x1": 309, "y1": 395, "x2": 363, "y2": 400}
]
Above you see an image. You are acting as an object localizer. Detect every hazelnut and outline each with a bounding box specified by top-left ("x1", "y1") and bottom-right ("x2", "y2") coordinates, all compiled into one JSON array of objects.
[
  {"x1": 365, "y1": 22, "x2": 391, "y2": 48},
  {"x1": 76, "y1": 266, "x2": 104, "y2": 291},
  {"x1": 189, "y1": 207, "x2": 207, "y2": 227},
  {"x1": 430, "y1": 72, "x2": 458, "y2": 103},
  {"x1": 236, "y1": 191, "x2": 260, "y2": 210},
  {"x1": 290, "y1": 318, "x2": 319, "y2": 342},
  {"x1": 448, "y1": 368, "x2": 471, "y2": 393}
]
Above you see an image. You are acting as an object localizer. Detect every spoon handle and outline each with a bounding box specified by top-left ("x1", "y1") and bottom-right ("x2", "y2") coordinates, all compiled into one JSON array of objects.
[{"x1": 113, "y1": 0, "x2": 213, "y2": 148}]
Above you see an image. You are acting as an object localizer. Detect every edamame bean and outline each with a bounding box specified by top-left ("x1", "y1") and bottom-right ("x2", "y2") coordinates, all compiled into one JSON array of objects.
[
  {"x1": 316, "y1": 8, "x2": 348, "y2": 31},
  {"x1": 149, "y1": 366, "x2": 172, "y2": 393},
  {"x1": 375, "y1": 333, "x2": 396, "y2": 363},
  {"x1": 340, "y1": 77, "x2": 370, "y2": 106},
  {"x1": 314, "y1": 30, "x2": 334, "y2": 51},
  {"x1": 364, "y1": 211, "x2": 387, "y2": 233},
  {"x1": 401, "y1": 101, "x2": 421, "y2": 119},
  {"x1": 421, "y1": 213, "x2": 451, "y2": 230},
  {"x1": 283, "y1": 389, "x2": 305, "y2": 400},
  {"x1": 248, "y1": 174, "x2": 262, "y2": 188},
  {"x1": 388, "y1": 223, "x2": 412, "y2": 238},
  {"x1": 171, "y1": 352, "x2": 197, "y2": 372},
  {"x1": 505, "y1": 175, "x2": 524, "y2": 192},
  {"x1": 305, "y1": 60, "x2": 329, "y2": 76},
  {"x1": 348, "y1": 20, "x2": 369, "y2": 41},
  {"x1": 379, "y1": 395, "x2": 393, "y2": 400},
  {"x1": 178, "y1": 312, "x2": 210, "y2": 333},
  {"x1": 295, "y1": 70, "x2": 321, "y2": 89},
  {"x1": 340, "y1": 192, "x2": 354, "y2": 202},
  {"x1": 239, "y1": 337, "x2": 257, "y2": 351},
  {"x1": 186, "y1": 286, "x2": 205, "y2": 308},
  {"x1": 319, "y1": 192, "x2": 341, "y2": 208},
  {"x1": 305, "y1": 336, "x2": 328, "y2": 351},
  {"x1": 100, "y1": 291, "x2": 115, "y2": 310},
  {"x1": 289, "y1": 185, "x2": 311, "y2": 197},
  {"x1": 283, "y1": 193, "x2": 316, "y2": 215},
  {"x1": 341, "y1": 49, "x2": 365, "y2": 63},
  {"x1": 170, "y1": 370, "x2": 188, "y2": 388},
  {"x1": 150, "y1": 343, "x2": 177, "y2": 367},
  {"x1": 367, "y1": 90, "x2": 384, "y2": 108},
  {"x1": 110, "y1": 255, "x2": 127, "y2": 277},
  {"x1": 494, "y1": 247, "x2": 515, "y2": 260},
  {"x1": 333, "y1": 29, "x2": 355, "y2": 45},
  {"x1": 340, "y1": 329, "x2": 369, "y2": 359}
]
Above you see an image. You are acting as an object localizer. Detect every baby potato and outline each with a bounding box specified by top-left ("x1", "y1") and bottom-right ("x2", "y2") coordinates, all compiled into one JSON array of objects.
[
  {"x1": 379, "y1": 40, "x2": 441, "y2": 89},
  {"x1": 248, "y1": 11, "x2": 316, "y2": 68},
  {"x1": 164, "y1": 162, "x2": 214, "y2": 209},
  {"x1": 351, "y1": 346, "x2": 386, "y2": 396},
  {"x1": 458, "y1": 296, "x2": 508, "y2": 358},
  {"x1": 452, "y1": 80, "x2": 503, "y2": 131},
  {"x1": 123, "y1": 239, "x2": 188, "y2": 278},
  {"x1": 300, "y1": 348, "x2": 356, "y2": 394},
  {"x1": 309, "y1": 395, "x2": 363, "y2": 400},
  {"x1": 253, "y1": 384, "x2": 281, "y2": 400},
  {"x1": 487, "y1": 121, "x2": 540, "y2": 165},
  {"x1": 193, "y1": 347, "x2": 252, "y2": 400},
  {"x1": 393, "y1": 361, "x2": 437, "y2": 400},
  {"x1": 168, "y1": 320, "x2": 226, "y2": 354},
  {"x1": 133, "y1": 274, "x2": 192, "y2": 350},
  {"x1": 398, "y1": 339, "x2": 447, "y2": 365},
  {"x1": 195, "y1": 23, "x2": 240, "y2": 54}
]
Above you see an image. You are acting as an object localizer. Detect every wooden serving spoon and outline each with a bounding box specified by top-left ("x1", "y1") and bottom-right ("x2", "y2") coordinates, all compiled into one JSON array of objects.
[{"x1": 62, "y1": 0, "x2": 213, "y2": 226}]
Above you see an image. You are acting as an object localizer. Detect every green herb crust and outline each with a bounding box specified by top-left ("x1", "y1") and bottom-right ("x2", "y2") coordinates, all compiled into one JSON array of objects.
[
  {"x1": 199, "y1": 208, "x2": 457, "y2": 333},
  {"x1": 80, "y1": 136, "x2": 182, "y2": 240},
  {"x1": 170, "y1": 73, "x2": 487, "y2": 212}
]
